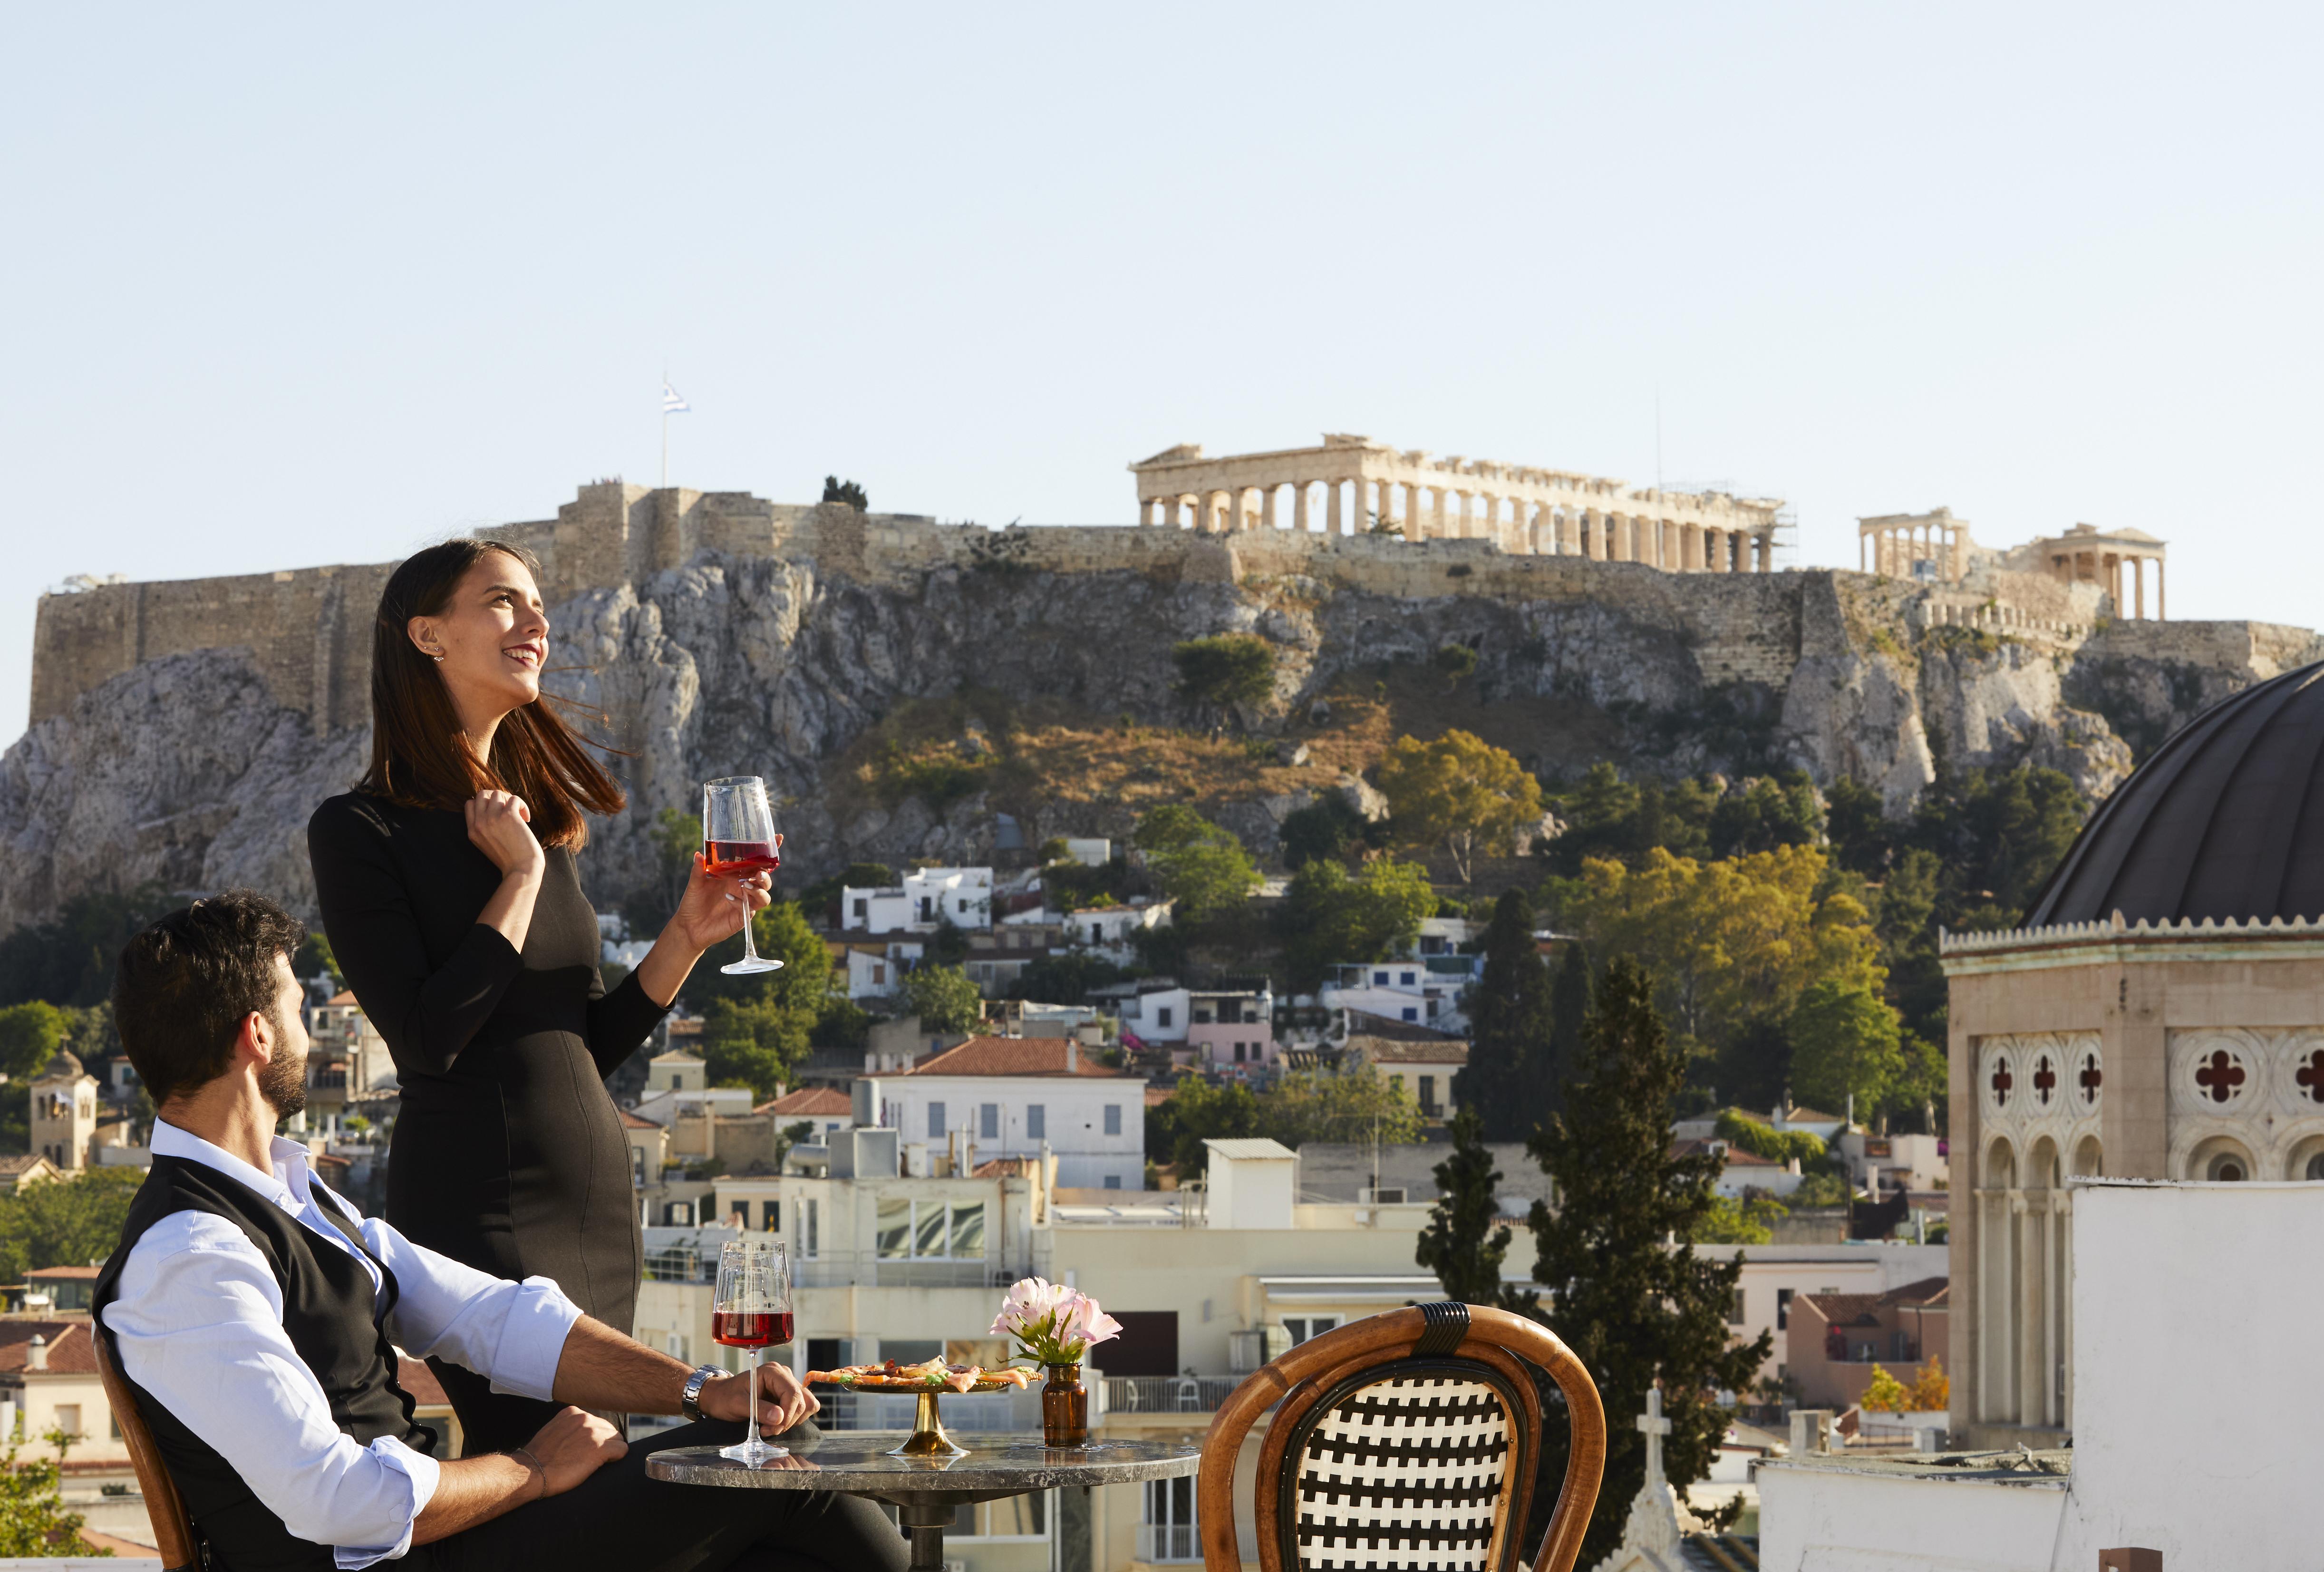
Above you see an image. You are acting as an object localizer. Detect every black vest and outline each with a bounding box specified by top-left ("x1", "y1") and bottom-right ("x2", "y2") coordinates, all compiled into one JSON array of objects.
[{"x1": 92, "y1": 1155, "x2": 436, "y2": 1572}]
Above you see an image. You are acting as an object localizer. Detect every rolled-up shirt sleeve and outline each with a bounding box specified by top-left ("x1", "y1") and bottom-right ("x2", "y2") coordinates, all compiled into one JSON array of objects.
[
  {"x1": 354, "y1": 1203, "x2": 581, "y2": 1401},
  {"x1": 104, "y1": 1215, "x2": 442, "y2": 1569}
]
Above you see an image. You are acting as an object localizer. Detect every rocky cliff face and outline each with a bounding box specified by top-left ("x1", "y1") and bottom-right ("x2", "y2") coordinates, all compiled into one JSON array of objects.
[{"x1": 3, "y1": 548, "x2": 2314, "y2": 938}]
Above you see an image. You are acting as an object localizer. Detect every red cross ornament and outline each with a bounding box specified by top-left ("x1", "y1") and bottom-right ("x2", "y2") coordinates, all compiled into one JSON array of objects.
[
  {"x1": 2079, "y1": 1054, "x2": 2102, "y2": 1106},
  {"x1": 2297, "y1": 1050, "x2": 2324, "y2": 1105},
  {"x1": 2032, "y1": 1056, "x2": 2057, "y2": 1106},
  {"x1": 1990, "y1": 1061, "x2": 2012, "y2": 1107},
  {"x1": 2194, "y1": 1050, "x2": 2245, "y2": 1105}
]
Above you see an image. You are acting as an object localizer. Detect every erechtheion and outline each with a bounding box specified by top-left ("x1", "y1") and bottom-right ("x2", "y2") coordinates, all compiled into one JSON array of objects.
[{"x1": 1130, "y1": 434, "x2": 1783, "y2": 572}]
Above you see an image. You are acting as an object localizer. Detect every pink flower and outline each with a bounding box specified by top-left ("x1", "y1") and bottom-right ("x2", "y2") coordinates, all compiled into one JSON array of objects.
[
  {"x1": 1059, "y1": 1291, "x2": 1123, "y2": 1352},
  {"x1": 991, "y1": 1277, "x2": 1074, "y2": 1348}
]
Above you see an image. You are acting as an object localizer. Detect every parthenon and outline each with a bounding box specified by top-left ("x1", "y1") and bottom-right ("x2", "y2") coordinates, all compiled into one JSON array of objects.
[{"x1": 1129, "y1": 434, "x2": 1784, "y2": 572}]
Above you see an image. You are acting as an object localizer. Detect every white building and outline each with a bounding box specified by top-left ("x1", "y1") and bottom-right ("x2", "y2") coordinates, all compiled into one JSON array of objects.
[
  {"x1": 856, "y1": 1035, "x2": 1143, "y2": 1190},
  {"x1": 841, "y1": 867, "x2": 994, "y2": 935},
  {"x1": 1319, "y1": 963, "x2": 1463, "y2": 1027},
  {"x1": 1689, "y1": 1241, "x2": 1947, "y2": 1393},
  {"x1": 832, "y1": 936, "x2": 924, "y2": 1001},
  {"x1": 1107, "y1": 982, "x2": 1191, "y2": 1046},
  {"x1": 1756, "y1": 1181, "x2": 2312, "y2": 1571},
  {"x1": 1061, "y1": 901, "x2": 1172, "y2": 964}
]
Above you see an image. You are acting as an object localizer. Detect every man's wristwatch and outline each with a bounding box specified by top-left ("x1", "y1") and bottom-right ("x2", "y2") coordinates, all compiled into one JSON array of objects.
[{"x1": 681, "y1": 1364, "x2": 724, "y2": 1423}]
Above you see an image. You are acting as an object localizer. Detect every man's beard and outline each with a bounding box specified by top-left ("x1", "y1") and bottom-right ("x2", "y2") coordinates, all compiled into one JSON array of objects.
[{"x1": 259, "y1": 1015, "x2": 308, "y2": 1120}]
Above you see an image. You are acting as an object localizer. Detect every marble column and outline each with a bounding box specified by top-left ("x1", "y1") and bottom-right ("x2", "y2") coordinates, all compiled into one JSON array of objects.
[
  {"x1": 1261, "y1": 484, "x2": 1277, "y2": 532},
  {"x1": 2016, "y1": 1192, "x2": 2042, "y2": 1426},
  {"x1": 1327, "y1": 481, "x2": 1343, "y2": 535},
  {"x1": 1292, "y1": 482, "x2": 1309, "y2": 534},
  {"x1": 2158, "y1": 559, "x2": 2167, "y2": 621},
  {"x1": 1403, "y1": 483, "x2": 1423, "y2": 540},
  {"x1": 2132, "y1": 556, "x2": 2144, "y2": 618}
]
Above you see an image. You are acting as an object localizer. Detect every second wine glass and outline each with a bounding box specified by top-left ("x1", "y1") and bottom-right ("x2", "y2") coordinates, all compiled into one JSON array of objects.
[
  {"x1": 712, "y1": 1237, "x2": 794, "y2": 1464},
  {"x1": 702, "y1": 776, "x2": 784, "y2": 976}
]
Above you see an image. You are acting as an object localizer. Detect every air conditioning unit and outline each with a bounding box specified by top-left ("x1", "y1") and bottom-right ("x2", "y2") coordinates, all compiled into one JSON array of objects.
[{"x1": 1361, "y1": 1186, "x2": 1407, "y2": 1205}]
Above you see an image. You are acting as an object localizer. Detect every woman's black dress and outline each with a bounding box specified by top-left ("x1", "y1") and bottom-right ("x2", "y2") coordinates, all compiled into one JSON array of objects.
[{"x1": 308, "y1": 792, "x2": 669, "y2": 1454}]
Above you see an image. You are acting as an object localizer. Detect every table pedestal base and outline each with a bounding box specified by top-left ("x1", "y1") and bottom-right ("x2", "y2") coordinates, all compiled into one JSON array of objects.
[{"x1": 896, "y1": 1499, "x2": 952, "y2": 1571}]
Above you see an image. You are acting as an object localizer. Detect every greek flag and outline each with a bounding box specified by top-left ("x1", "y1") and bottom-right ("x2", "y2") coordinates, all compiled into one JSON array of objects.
[{"x1": 662, "y1": 380, "x2": 690, "y2": 414}]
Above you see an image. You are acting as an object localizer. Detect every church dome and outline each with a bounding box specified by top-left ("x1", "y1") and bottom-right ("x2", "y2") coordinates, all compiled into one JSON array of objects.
[
  {"x1": 39, "y1": 1049, "x2": 83, "y2": 1081},
  {"x1": 2024, "y1": 660, "x2": 2324, "y2": 928}
]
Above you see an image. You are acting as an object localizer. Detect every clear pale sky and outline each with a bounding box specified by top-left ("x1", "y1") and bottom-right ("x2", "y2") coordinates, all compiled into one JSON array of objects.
[{"x1": 4, "y1": 4, "x2": 2319, "y2": 746}]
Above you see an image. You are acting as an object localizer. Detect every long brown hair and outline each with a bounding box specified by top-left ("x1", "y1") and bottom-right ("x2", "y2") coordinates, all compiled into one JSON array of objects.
[{"x1": 358, "y1": 539, "x2": 626, "y2": 849}]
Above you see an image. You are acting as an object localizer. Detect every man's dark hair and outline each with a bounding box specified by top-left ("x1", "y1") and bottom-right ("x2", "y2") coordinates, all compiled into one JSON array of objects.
[{"x1": 113, "y1": 890, "x2": 306, "y2": 1106}]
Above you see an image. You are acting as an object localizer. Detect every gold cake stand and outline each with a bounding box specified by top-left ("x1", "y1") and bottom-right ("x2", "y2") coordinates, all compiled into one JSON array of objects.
[{"x1": 810, "y1": 1376, "x2": 1026, "y2": 1458}]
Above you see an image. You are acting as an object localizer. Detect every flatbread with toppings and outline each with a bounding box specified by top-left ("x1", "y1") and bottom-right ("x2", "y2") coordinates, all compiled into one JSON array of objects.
[{"x1": 805, "y1": 1358, "x2": 1034, "y2": 1393}]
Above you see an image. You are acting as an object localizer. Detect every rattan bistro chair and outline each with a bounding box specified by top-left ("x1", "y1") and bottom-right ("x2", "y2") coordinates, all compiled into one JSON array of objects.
[
  {"x1": 1197, "y1": 1302, "x2": 1606, "y2": 1572},
  {"x1": 93, "y1": 1330, "x2": 202, "y2": 1572}
]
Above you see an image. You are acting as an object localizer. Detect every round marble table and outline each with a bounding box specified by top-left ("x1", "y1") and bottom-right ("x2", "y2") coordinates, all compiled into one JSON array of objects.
[{"x1": 647, "y1": 1432, "x2": 1201, "y2": 1570}]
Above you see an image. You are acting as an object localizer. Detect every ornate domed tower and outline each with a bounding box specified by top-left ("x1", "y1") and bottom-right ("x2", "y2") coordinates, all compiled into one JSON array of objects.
[
  {"x1": 1943, "y1": 660, "x2": 2324, "y2": 1448},
  {"x1": 28, "y1": 1048, "x2": 97, "y2": 1172}
]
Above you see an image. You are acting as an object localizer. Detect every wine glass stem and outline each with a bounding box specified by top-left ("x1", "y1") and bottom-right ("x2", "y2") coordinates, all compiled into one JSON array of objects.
[
  {"x1": 737, "y1": 895, "x2": 763, "y2": 964},
  {"x1": 746, "y1": 1350, "x2": 761, "y2": 1451}
]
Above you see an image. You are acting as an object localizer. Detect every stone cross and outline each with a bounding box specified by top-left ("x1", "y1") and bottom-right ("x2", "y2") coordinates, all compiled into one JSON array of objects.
[{"x1": 1637, "y1": 1385, "x2": 1673, "y2": 1485}]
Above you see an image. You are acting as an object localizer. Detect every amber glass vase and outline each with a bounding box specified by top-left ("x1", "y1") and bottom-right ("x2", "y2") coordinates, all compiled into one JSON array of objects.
[{"x1": 1042, "y1": 1362, "x2": 1088, "y2": 1447}]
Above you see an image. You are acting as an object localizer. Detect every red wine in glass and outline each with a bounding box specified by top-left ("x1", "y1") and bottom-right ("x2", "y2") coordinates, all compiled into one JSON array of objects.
[
  {"x1": 713, "y1": 1310, "x2": 794, "y2": 1349},
  {"x1": 704, "y1": 841, "x2": 782, "y2": 878}
]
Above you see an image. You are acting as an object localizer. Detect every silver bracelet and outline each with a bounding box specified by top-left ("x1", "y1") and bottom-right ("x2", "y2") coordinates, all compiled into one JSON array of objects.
[{"x1": 509, "y1": 1446, "x2": 547, "y2": 1498}]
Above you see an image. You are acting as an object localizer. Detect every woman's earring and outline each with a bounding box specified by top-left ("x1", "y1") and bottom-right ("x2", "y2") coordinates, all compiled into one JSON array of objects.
[{"x1": 427, "y1": 649, "x2": 445, "y2": 662}]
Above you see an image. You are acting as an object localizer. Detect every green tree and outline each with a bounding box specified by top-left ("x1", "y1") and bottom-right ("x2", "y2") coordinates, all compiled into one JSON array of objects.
[
  {"x1": 1146, "y1": 1076, "x2": 1263, "y2": 1175},
  {"x1": 293, "y1": 932, "x2": 342, "y2": 990},
  {"x1": 698, "y1": 997, "x2": 804, "y2": 1102},
  {"x1": 1534, "y1": 942, "x2": 1589, "y2": 1123},
  {"x1": 1453, "y1": 889, "x2": 1553, "y2": 1142},
  {"x1": 0, "y1": 1167, "x2": 145, "y2": 1282},
  {"x1": 1788, "y1": 977, "x2": 1906, "y2": 1118},
  {"x1": 1686, "y1": 1192, "x2": 1787, "y2": 1245},
  {"x1": 1133, "y1": 806, "x2": 1261, "y2": 924},
  {"x1": 1171, "y1": 635, "x2": 1276, "y2": 711},
  {"x1": 1278, "y1": 794, "x2": 1370, "y2": 870},
  {"x1": 1706, "y1": 772, "x2": 1825, "y2": 859},
  {"x1": 1433, "y1": 643, "x2": 1480, "y2": 690},
  {"x1": 1713, "y1": 1111, "x2": 1827, "y2": 1168},
  {"x1": 902, "y1": 965, "x2": 984, "y2": 1035},
  {"x1": 1257, "y1": 1068, "x2": 1424, "y2": 1149},
  {"x1": 0, "y1": 1434, "x2": 99, "y2": 1557},
  {"x1": 1415, "y1": 1107, "x2": 1537, "y2": 1310},
  {"x1": 0, "y1": 1005, "x2": 68, "y2": 1084},
  {"x1": 0, "y1": 883, "x2": 175, "y2": 1009},
  {"x1": 686, "y1": 901, "x2": 841, "y2": 1095},
  {"x1": 1276, "y1": 858, "x2": 1436, "y2": 989},
  {"x1": 821, "y1": 475, "x2": 869, "y2": 511},
  {"x1": 1524, "y1": 957, "x2": 1769, "y2": 1562},
  {"x1": 1376, "y1": 730, "x2": 1545, "y2": 881},
  {"x1": 1860, "y1": 1364, "x2": 1909, "y2": 1413}
]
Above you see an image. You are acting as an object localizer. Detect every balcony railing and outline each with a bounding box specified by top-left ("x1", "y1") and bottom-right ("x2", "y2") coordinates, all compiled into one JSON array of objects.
[
  {"x1": 791, "y1": 1255, "x2": 1018, "y2": 1290},
  {"x1": 1103, "y1": 1376, "x2": 1241, "y2": 1414},
  {"x1": 1136, "y1": 1523, "x2": 1200, "y2": 1562}
]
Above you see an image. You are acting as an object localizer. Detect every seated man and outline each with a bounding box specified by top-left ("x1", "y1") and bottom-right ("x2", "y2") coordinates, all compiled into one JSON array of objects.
[{"x1": 97, "y1": 891, "x2": 908, "y2": 1572}]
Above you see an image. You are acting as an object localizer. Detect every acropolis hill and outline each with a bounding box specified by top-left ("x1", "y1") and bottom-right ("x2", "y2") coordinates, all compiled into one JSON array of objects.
[{"x1": 6, "y1": 439, "x2": 2317, "y2": 937}]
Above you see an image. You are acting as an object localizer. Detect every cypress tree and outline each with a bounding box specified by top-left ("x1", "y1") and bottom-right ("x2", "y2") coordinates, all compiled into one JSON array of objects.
[
  {"x1": 1414, "y1": 1107, "x2": 1540, "y2": 1311},
  {"x1": 1525, "y1": 956, "x2": 1770, "y2": 1566},
  {"x1": 1525, "y1": 939, "x2": 1590, "y2": 1121},
  {"x1": 1455, "y1": 888, "x2": 1552, "y2": 1140}
]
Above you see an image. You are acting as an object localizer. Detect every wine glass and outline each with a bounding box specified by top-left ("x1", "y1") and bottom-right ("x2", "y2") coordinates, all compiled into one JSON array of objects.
[
  {"x1": 713, "y1": 1237, "x2": 794, "y2": 1464},
  {"x1": 703, "y1": 776, "x2": 785, "y2": 976}
]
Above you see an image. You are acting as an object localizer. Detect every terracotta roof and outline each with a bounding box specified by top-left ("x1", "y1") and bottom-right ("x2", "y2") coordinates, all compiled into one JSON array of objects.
[
  {"x1": 1144, "y1": 1085, "x2": 1174, "y2": 1107},
  {"x1": 761, "y1": 1086, "x2": 852, "y2": 1116},
  {"x1": 901, "y1": 1036, "x2": 1127, "y2": 1078},
  {"x1": 1797, "y1": 1277, "x2": 1951, "y2": 1327},
  {"x1": 0, "y1": 1156, "x2": 52, "y2": 1176},
  {"x1": 619, "y1": 1110, "x2": 662, "y2": 1130},
  {"x1": 971, "y1": 1156, "x2": 1045, "y2": 1179},
  {"x1": 0, "y1": 1323, "x2": 97, "y2": 1374},
  {"x1": 1354, "y1": 1036, "x2": 1469, "y2": 1065},
  {"x1": 1344, "y1": 1011, "x2": 1462, "y2": 1043},
  {"x1": 328, "y1": 990, "x2": 358, "y2": 1006},
  {"x1": 27, "y1": 1266, "x2": 99, "y2": 1281}
]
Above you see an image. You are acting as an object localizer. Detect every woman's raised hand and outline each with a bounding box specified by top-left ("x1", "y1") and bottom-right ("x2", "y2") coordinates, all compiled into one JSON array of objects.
[
  {"x1": 466, "y1": 790, "x2": 546, "y2": 881},
  {"x1": 668, "y1": 851, "x2": 774, "y2": 956}
]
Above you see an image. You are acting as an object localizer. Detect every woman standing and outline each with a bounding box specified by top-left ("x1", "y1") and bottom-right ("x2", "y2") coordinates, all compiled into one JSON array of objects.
[{"x1": 309, "y1": 539, "x2": 767, "y2": 1455}]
